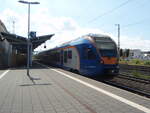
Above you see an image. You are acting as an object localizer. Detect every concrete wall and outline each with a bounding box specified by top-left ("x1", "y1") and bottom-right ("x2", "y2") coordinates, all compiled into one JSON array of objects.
[
  {"x1": 0, "y1": 19, "x2": 12, "y2": 68},
  {"x1": 0, "y1": 19, "x2": 27, "y2": 68},
  {"x1": 0, "y1": 40, "x2": 12, "y2": 68}
]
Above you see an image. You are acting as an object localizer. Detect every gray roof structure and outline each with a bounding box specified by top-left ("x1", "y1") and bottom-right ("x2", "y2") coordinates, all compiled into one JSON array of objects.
[{"x1": 0, "y1": 32, "x2": 54, "y2": 53}]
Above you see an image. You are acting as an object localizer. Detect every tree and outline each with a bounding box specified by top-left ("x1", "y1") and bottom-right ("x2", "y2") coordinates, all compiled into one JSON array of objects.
[
  {"x1": 126, "y1": 49, "x2": 130, "y2": 57},
  {"x1": 120, "y1": 49, "x2": 123, "y2": 57}
]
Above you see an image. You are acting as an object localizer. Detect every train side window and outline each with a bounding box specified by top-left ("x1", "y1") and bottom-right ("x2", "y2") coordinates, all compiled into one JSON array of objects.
[
  {"x1": 56, "y1": 52, "x2": 60, "y2": 62},
  {"x1": 87, "y1": 48, "x2": 96, "y2": 60},
  {"x1": 68, "y1": 50, "x2": 72, "y2": 59},
  {"x1": 64, "y1": 51, "x2": 67, "y2": 63}
]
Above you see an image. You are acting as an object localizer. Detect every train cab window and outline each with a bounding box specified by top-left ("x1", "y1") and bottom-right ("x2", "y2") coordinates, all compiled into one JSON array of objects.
[
  {"x1": 64, "y1": 51, "x2": 67, "y2": 63},
  {"x1": 87, "y1": 48, "x2": 96, "y2": 60},
  {"x1": 68, "y1": 50, "x2": 72, "y2": 59}
]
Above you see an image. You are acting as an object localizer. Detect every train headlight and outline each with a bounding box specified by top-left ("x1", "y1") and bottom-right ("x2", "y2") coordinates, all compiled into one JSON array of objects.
[
  {"x1": 112, "y1": 70, "x2": 115, "y2": 73},
  {"x1": 100, "y1": 59, "x2": 104, "y2": 64}
]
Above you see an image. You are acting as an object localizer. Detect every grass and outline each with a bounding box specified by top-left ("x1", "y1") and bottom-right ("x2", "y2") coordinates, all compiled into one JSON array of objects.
[
  {"x1": 120, "y1": 59, "x2": 150, "y2": 80},
  {"x1": 119, "y1": 59, "x2": 150, "y2": 66},
  {"x1": 132, "y1": 70, "x2": 150, "y2": 80}
]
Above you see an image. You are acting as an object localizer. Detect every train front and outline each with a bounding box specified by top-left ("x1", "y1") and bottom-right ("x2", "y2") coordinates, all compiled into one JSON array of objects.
[{"x1": 93, "y1": 35, "x2": 119, "y2": 75}]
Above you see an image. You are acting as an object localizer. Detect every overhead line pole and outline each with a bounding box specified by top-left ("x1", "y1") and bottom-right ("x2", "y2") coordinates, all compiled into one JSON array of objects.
[
  {"x1": 12, "y1": 20, "x2": 15, "y2": 34},
  {"x1": 115, "y1": 24, "x2": 120, "y2": 60}
]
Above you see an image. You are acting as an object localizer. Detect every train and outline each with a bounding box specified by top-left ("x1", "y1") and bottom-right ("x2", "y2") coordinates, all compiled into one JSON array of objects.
[{"x1": 36, "y1": 33, "x2": 119, "y2": 76}]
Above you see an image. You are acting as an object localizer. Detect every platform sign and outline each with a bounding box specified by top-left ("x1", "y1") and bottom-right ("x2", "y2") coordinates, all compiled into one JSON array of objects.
[{"x1": 30, "y1": 31, "x2": 36, "y2": 38}]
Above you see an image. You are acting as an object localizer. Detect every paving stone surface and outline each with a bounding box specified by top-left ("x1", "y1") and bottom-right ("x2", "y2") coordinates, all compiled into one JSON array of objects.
[
  {"x1": 0, "y1": 65, "x2": 149, "y2": 113},
  {"x1": 0, "y1": 70, "x2": 6, "y2": 75}
]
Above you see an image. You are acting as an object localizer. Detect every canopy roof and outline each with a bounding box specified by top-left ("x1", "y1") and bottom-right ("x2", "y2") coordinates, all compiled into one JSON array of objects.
[{"x1": 0, "y1": 32, "x2": 54, "y2": 53}]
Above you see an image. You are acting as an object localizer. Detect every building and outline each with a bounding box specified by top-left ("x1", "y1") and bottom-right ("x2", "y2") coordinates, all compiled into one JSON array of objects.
[
  {"x1": 0, "y1": 19, "x2": 13, "y2": 68},
  {"x1": 129, "y1": 49, "x2": 142, "y2": 58},
  {"x1": 0, "y1": 19, "x2": 54, "y2": 68},
  {"x1": 129, "y1": 49, "x2": 150, "y2": 60}
]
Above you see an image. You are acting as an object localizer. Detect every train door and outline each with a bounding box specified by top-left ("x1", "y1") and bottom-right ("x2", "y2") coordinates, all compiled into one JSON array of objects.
[
  {"x1": 81, "y1": 45, "x2": 98, "y2": 70},
  {"x1": 70, "y1": 47, "x2": 80, "y2": 70},
  {"x1": 0, "y1": 48, "x2": 3, "y2": 67},
  {"x1": 0, "y1": 43, "x2": 5, "y2": 68},
  {"x1": 60, "y1": 50, "x2": 63, "y2": 66}
]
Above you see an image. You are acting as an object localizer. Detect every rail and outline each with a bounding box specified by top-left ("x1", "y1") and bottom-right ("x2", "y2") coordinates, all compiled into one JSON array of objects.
[
  {"x1": 119, "y1": 64, "x2": 150, "y2": 76},
  {"x1": 103, "y1": 73, "x2": 150, "y2": 98}
]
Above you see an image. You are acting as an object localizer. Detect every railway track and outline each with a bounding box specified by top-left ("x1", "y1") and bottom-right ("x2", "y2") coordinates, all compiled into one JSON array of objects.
[
  {"x1": 119, "y1": 64, "x2": 150, "y2": 72},
  {"x1": 119, "y1": 64, "x2": 150, "y2": 76},
  {"x1": 103, "y1": 74, "x2": 150, "y2": 98},
  {"x1": 117, "y1": 73, "x2": 150, "y2": 83}
]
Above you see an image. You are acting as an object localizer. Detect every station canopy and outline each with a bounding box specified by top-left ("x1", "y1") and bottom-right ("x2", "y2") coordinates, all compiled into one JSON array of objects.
[{"x1": 0, "y1": 32, "x2": 54, "y2": 53}]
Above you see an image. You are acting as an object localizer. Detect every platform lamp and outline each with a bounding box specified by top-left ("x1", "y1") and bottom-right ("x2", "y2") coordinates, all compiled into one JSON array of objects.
[{"x1": 18, "y1": 0, "x2": 40, "y2": 76}]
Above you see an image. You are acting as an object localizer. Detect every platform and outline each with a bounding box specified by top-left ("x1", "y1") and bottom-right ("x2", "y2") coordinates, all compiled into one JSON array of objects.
[{"x1": 0, "y1": 63, "x2": 150, "y2": 113}]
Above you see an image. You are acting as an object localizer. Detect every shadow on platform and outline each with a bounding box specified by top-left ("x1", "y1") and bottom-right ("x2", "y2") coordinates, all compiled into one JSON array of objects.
[
  {"x1": 10, "y1": 62, "x2": 59, "y2": 70},
  {"x1": 20, "y1": 73, "x2": 52, "y2": 86},
  {"x1": 19, "y1": 83, "x2": 52, "y2": 86}
]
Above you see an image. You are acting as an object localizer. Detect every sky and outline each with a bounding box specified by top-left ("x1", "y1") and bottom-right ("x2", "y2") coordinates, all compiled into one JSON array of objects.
[{"x1": 0, "y1": 0, "x2": 150, "y2": 51}]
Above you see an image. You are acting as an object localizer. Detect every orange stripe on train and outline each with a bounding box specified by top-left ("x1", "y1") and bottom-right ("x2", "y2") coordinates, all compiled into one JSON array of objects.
[{"x1": 101, "y1": 57, "x2": 117, "y2": 64}]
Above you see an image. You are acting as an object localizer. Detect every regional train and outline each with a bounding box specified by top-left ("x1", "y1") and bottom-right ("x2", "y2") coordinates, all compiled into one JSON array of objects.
[{"x1": 37, "y1": 33, "x2": 119, "y2": 76}]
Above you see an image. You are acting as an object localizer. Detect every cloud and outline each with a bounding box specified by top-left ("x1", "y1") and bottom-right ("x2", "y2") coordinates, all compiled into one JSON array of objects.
[
  {"x1": 0, "y1": 8, "x2": 150, "y2": 51},
  {"x1": 120, "y1": 36, "x2": 150, "y2": 51},
  {"x1": 0, "y1": 8, "x2": 28, "y2": 36}
]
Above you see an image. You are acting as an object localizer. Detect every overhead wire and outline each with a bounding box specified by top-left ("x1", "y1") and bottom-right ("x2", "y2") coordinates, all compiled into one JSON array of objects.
[
  {"x1": 84, "y1": 0, "x2": 150, "y2": 34},
  {"x1": 87, "y1": 0, "x2": 135, "y2": 24},
  {"x1": 122, "y1": 18, "x2": 150, "y2": 29}
]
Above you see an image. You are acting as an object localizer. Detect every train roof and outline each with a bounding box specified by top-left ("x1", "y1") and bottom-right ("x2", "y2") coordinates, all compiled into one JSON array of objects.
[
  {"x1": 59, "y1": 33, "x2": 112, "y2": 47},
  {"x1": 85, "y1": 33, "x2": 110, "y2": 38},
  {"x1": 38, "y1": 33, "x2": 114, "y2": 54}
]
